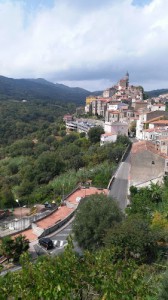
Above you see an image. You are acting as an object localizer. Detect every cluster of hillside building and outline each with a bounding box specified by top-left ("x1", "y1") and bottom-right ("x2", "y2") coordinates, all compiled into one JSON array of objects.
[
  {"x1": 64, "y1": 73, "x2": 168, "y2": 145},
  {"x1": 63, "y1": 73, "x2": 168, "y2": 186}
]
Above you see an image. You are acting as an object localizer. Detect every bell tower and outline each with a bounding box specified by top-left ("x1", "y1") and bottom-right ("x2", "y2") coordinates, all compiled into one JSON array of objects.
[{"x1": 125, "y1": 71, "x2": 129, "y2": 88}]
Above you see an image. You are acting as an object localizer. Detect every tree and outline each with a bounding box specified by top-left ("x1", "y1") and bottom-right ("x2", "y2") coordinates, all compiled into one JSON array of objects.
[
  {"x1": 35, "y1": 152, "x2": 65, "y2": 183},
  {"x1": 0, "y1": 236, "x2": 15, "y2": 262},
  {"x1": 0, "y1": 235, "x2": 29, "y2": 262},
  {"x1": 13, "y1": 235, "x2": 29, "y2": 262},
  {"x1": 73, "y1": 194, "x2": 123, "y2": 250},
  {"x1": 104, "y1": 215, "x2": 160, "y2": 263},
  {"x1": 127, "y1": 185, "x2": 158, "y2": 217},
  {"x1": 158, "y1": 268, "x2": 168, "y2": 300},
  {"x1": 0, "y1": 184, "x2": 15, "y2": 209},
  {"x1": 88, "y1": 126, "x2": 104, "y2": 144},
  {"x1": 116, "y1": 134, "x2": 131, "y2": 146},
  {"x1": 0, "y1": 241, "x2": 158, "y2": 299}
]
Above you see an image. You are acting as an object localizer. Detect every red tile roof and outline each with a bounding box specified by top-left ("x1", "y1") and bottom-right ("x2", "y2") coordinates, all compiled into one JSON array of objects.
[
  {"x1": 151, "y1": 120, "x2": 168, "y2": 125},
  {"x1": 12, "y1": 187, "x2": 108, "y2": 242},
  {"x1": 14, "y1": 229, "x2": 37, "y2": 242},
  {"x1": 67, "y1": 187, "x2": 108, "y2": 205},
  {"x1": 37, "y1": 206, "x2": 73, "y2": 229},
  {"x1": 108, "y1": 110, "x2": 120, "y2": 114},
  {"x1": 101, "y1": 133, "x2": 116, "y2": 137},
  {"x1": 131, "y1": 141, "x2": 168, "y2": 158}
]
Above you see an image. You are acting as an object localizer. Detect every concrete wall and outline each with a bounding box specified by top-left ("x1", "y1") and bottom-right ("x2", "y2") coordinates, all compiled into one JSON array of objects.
[
  {"x1": 130, "y1": 150, "x2": 165, "y2": 186},
  {"x1": 7, "y1": 208, "x2": 59, "y2": 231}
]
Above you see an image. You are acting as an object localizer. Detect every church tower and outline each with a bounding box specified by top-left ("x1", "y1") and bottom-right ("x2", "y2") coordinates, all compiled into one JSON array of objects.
[{"x1": 125, "y1": 71, "x2": 129, "y2": 88}]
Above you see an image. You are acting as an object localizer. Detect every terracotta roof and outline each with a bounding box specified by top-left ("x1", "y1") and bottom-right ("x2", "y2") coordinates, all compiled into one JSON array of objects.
[
  {"x1": 67, "y1": 187, "x2": 108, "y2": 205},
  {"x1": 37, "y1": 206, "x2": 73, "y2": 229},
  {"x1": 109, "y1": 102, "x2": 119, "y2": 105},
  {"x1": 101, "y1": 133, "x2": 116, "y2": 137},
  {"x1": 108, "y1": 110, "x2": 120, "y2": 114},
  {"x1": 151, "y1": 120, "x2": 168, "y2": 125},
  {"x1": 97, "y1": 98, "x2": 109, "y2": 102},
  {"x1": 143, "y1": 128, "x2": 155, "y2": 133},
  {"x1": 157, "y1": 137, "x2": 168, "y2": 141},
  {"x1": 101, "y1": 132, "x2": 116, "y2": 136},
  {"x1": 143, "y1": 116, "x2": 165, "y2": 124},
  {"x1": 131, "y1": 141, "x2": 168, "y2": 158},
  {"x1": 14, "y1": 229, "x2": 37, "y2": 242},
  {"x1": 12, "y1": 187, "x2": 108, "y2": 242}
]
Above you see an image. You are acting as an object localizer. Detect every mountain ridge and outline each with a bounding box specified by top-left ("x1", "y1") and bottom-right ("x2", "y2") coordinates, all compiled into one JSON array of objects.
[
  {"x1": 0, "y1": 75, "x2": 92, "y2": 105},
  {"x1": 0, "y1": 75, "x2": 167, "y2": 104}
]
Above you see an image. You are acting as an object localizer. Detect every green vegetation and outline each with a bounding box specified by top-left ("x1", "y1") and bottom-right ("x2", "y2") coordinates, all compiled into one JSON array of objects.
[
  {"x1": 158, "y1": 268, "x2": 168, "y2": 300},
  {"x1": 0, "y1": 235, "x2": 29, "y2": 262},
  {"x1": 1, "y1": 98, "x2": 167, "y2": 298},
  {"x1": 87, "y1": 126, "x2": 104, "y2": 143},
  {"x1": 0, "y1": 75, "x2": 90, "y2": 104},
  {"x1": 104, "y1": 214, "x2": 160, "y2": 263},
  {"x1": 0, "y1": 242, "x2": 161, "y2": 299},
  {"x1": 0, "y1": 100, "x2": 130, "y2": 208},
  {"x1": 73, "y1": 194, "x2": 123, "y2": 250},
  {"x1": 71, "y1": 181, "x2": 168, "y2": 298}
]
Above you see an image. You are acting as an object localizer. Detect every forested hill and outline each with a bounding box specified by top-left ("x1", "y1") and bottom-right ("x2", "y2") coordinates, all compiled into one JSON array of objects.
[
  {"x1": 146, "y1": 88, "x2": 168, "y2": 98},
  {"x1": 0, "y1": 75, "x2": 92, "y2": 105}
]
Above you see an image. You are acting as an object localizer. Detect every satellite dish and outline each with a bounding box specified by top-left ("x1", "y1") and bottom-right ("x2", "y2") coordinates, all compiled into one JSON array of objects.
[{"x1": 76, "y1": 197, "x2": 81, "y2": 203}]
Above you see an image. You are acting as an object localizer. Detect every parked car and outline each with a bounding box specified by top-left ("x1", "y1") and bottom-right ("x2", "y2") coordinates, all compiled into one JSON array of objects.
[{"x1": 38, "y1": 237, "x2": 54, "y2": 250}]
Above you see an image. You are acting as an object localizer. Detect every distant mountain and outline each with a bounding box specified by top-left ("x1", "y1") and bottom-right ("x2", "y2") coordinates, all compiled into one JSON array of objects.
[
  {"x1": 0, "y1": 75, "x2": 94, "y2": 105},
  {"x1": 146, "y1": 89, "x2": 168, "y2": 98},
  {"x1": 3, "y1": 74, "x2": 167, "y2": 104}
]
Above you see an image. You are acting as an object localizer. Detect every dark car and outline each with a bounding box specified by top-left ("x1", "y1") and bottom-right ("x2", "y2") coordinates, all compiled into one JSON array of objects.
[{"x1": 39, "y1": 237, "x2": 54, "y2": 250}]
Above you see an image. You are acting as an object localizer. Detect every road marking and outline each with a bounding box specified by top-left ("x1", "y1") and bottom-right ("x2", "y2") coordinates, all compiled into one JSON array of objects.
[{"x1": 52, "y1": 240, "x2": 67, "y2": 248}]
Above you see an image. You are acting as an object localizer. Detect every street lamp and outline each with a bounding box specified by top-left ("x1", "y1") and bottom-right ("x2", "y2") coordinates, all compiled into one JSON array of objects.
[
  {"x1": 16, "y1": 199, "x2": 22, "y2": 230},
  {"x1": 62, "y1": 183, "x2": 65, "y2": 202}
]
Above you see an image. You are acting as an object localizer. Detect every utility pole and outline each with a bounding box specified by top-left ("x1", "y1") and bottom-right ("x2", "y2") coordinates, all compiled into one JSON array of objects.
[{"x1": 16, "y1": 199, "x2": 22, "y2": 230}]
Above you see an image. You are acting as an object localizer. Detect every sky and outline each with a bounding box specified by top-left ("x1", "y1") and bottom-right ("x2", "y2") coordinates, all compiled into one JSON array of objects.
[{"x1": 0, "y1": 0, "x2": 167, "y2": 91}]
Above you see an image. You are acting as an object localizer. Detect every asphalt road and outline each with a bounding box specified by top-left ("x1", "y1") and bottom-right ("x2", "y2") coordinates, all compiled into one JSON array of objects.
[
  {"x1": 109, "y1": 153, "x2": 131, "y2": 210},
  {"x1": 50, "y1": 223, "x2": 73, "y2": 255}
]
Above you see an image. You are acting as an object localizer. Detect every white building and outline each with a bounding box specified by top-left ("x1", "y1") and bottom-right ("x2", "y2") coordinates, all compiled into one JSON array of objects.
[
  {"x1": 100, "y1": 133, "x2": 117, "y2": 145},
  {"x1": 104, "y1": 121, "x2": 128, "y2": 136}
]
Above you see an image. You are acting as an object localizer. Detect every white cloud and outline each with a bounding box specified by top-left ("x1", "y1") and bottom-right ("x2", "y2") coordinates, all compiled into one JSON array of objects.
[{"x1": 0, "y1": 0, "x2": 167, "y2": 90}]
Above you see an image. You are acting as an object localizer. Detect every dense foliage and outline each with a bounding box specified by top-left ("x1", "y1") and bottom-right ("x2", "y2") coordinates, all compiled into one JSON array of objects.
[
  {"x1": 1, "y1": 99, "x2": 167, "y2": 298},
  {"x1": 0, "y1": 242, "x2": 160, "y2": 299},
  {"x1": 73, "y1": 194, "x2": 123, "y2": 250},
  {"x1": 0, "y1": 100, "x2": 130, "y2": 209},
  {"x1": 0, "y1": 75, "x2": 90, "y2": 104},
  {"x1": 71, "y1": 181, "x2": 168, "y2": 298},
  {"x1": 87, "y1": 126, "x2": 105, "y2": 143},
  {"x1": 158, "y1": 267, "x2": 168, "y2": 300},
  {"x1": 0, "y1": 235, "x2": 29, "y2": 262},
  {"x1": 104, "y1": 214, "x2": 160, "y2": 263}
]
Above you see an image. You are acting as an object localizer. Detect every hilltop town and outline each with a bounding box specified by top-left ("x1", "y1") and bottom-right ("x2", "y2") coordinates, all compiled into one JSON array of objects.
[
  {"x1": 0, "y1": 74, "x2": 168, "y2": 298},
  {"x1": 64, "y1": 73, "x2": 168, "y2": 187}
]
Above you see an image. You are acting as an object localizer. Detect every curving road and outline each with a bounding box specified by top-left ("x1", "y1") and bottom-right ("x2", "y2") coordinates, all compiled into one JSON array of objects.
[{"x1": 109, "y1": 153, "x2": 131, "y2": 210}]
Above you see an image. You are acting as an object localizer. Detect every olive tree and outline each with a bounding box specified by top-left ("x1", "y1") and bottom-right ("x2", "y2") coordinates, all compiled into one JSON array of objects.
[{"x1": 73, "y1": 193, "x2": 123, "y2": 250}]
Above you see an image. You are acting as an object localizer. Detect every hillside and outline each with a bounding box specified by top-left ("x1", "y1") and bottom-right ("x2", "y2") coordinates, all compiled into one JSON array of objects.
[
  {"x1": 0, "y1": 75, "x2": 91, "y2": 105},
  {"x1": 146, "y1": 88, "x2": 168, "y2": 98},
  {"x1": 1, "y1": 74, "x2": 167, "y2": 104}
]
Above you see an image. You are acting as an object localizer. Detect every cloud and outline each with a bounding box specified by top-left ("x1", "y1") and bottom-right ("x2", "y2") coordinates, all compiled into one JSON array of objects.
[{"x1": 0, "y1": 0, "x2": 167, "y2": 91}]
